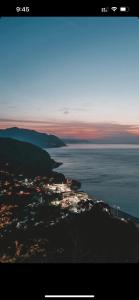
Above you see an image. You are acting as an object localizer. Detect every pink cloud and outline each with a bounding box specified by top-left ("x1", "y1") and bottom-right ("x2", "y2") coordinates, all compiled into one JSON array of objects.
[{"x1": 1, "y1": 118, "x2": 139, "y2": 139}]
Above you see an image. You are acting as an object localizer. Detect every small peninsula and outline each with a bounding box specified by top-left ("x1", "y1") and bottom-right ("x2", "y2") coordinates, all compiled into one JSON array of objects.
[{"x1": 0, "y1": 127, "x2": 66, "y2": 148}]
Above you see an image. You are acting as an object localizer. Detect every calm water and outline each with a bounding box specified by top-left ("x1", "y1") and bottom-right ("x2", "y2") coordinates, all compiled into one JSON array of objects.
[{"x1": 47, "y1": 144, "x2": 139, "y2": 218}]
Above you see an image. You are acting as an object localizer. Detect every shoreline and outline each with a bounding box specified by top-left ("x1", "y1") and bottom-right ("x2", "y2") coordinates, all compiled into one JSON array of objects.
[
  {"x1": 1, "y1": 170, "x2": 139, "y2": 263},
  {"x1": 48, "y1": 144, "x2": 139, "y2": 221}
]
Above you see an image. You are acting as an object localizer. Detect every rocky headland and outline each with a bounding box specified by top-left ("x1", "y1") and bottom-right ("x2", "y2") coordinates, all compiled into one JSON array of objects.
[{"x1": 0, "y1": 127, "x2": 66, "y2": 148}]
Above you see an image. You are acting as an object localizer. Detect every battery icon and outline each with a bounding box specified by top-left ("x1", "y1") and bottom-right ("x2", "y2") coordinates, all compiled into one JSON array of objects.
[{"x1": 120, "y1": 7, "x2": 129, "y2": 12}]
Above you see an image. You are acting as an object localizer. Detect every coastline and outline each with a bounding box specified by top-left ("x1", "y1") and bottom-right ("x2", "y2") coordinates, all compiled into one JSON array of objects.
[
  {"x1": 48, "y1": 143, "x2": 139, "y2": 219},
  {"x1": 1, "y1": 169, "x2": 139, "y2": 263},
  {"x1": 1, "y1": 138, "x2": 139, "y2": 262}
]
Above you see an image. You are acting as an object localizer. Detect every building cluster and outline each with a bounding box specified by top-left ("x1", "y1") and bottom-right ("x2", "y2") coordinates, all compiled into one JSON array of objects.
[
  {"x1": 0, "y1": 170, "x2": 93, "y2": 213},
  {"x1": 51, "y1": 190, "x2": 93, "y2": 212},
  {"x1": 0, "y1": 169, "x2": 94, "y2": 236},
  {"x1": 0, "y1": 171, "x2": 71, "y2": 198}
]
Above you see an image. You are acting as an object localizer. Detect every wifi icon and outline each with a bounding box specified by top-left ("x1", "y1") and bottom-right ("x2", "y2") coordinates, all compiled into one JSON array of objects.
[{"x1": 111, "y1": 7, "x2": 117, "y2": 11}]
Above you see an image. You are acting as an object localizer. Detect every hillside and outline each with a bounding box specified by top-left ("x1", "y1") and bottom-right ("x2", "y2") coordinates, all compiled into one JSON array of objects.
[
  {"x1": 0, "y1": 194, "x2": 139, "y2": 263},
  {"x1": 0, "y1": 127, "x2": 66, "y2": 148},
  {"x1": 0, "y1": 137, "x2": 61, "y2": 176}
]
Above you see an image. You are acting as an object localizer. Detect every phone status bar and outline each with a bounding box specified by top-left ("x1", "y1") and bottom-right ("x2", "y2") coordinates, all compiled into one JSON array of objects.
[{"x1": 0, "y1": 2, "x2": 139, "y2": 17}]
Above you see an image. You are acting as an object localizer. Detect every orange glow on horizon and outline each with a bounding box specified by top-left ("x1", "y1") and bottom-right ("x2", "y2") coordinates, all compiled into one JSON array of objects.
[
  {"x1": 127, "y1": 129, "x2": 139, "y2": 136},
  {"x1": 0, "y1": 120, "x2": 105, "y2": 139},
  {"x1": 1, "y1": 120, "x2": 139, "y2": 139}
]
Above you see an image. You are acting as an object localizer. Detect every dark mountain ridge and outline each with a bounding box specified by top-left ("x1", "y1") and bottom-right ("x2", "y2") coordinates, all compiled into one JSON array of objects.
[{"x1": 0, "y1": 127, "x2": 66, "y2": 148}]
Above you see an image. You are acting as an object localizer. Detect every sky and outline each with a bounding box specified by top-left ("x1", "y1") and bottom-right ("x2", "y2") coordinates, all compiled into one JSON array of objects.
[{"x1": 0, "y1": 17, "x2": 139, "y2": 140}]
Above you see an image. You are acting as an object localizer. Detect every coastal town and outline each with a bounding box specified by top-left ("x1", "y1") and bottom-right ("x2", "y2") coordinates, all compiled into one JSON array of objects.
[
  {"x1": 0, "y1": 168, "x2": 138, "y2": 231},
  {"x1": 0, "y1": 166, "x2": 97, "y2": 262},
  {"x1": 0, "y1": 168, "x2": 93, "y2": 235},
  {"x1": 1, "y1": 165, "x2": 139, "y2": 263},
  {"x1": 0, "y1": 169, "x2": 93, "y2": 210}
]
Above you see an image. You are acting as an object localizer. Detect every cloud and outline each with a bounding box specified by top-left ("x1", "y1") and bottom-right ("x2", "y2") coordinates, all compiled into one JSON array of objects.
[
  {"x1": 63, "y1": 110, "x2": 69, "y2": 114},
  {"x1": 59, "y1": 106, "x2": 92, "y2": 115},
  {"x1": 1, "y1": 118, "x2": 139, "y2": 140}
]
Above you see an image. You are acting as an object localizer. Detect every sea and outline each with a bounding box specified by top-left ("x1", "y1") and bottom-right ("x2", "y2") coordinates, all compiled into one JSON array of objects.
[{"x1": 47, "y1": 144, "x2": 139, "y2": 219}]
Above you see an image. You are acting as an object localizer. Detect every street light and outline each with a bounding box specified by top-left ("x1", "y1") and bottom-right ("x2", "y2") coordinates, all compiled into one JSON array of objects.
[
  {"x1": 112, "y1": 204, "x2": 120, "y2": 217},
  {"x1": 117, "y1": 206, "x2": 120, "y2": 217}
]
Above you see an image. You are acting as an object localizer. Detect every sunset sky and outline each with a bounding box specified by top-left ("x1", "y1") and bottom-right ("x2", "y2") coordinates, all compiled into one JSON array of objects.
[{"x1": 0, "y1": 17, "x2": 139, "y2": 139}]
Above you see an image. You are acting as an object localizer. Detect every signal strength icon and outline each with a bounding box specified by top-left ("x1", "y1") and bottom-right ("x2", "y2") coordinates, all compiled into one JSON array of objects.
[
  {"x1": 111, "y1": 7, "x2": 117, "y2": 11},
  {"x1": 101, "y1": 7, "x2": 109, "y2": 13}
]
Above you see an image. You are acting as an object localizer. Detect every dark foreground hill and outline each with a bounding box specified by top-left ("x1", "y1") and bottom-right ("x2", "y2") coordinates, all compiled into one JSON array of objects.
[
  {"x1": 0, "y1": 197, "x2": 139, "y2": 263},
  {"x1": 0, "y1": 127, "x2": 66, "y2": 148},
  {"x1": 0, "y1": 137, "x2": 61, "y2": 176}
]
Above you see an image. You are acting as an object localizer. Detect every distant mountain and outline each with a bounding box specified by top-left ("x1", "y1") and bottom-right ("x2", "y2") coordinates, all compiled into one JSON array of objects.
[
  {"x1": 63, "y1": 133, "x2": 139, "y2": 144},
  {"x1": 0, "y1": 137, "x2": 61, "y2": 176},
  {"x1": 63, "y1": 138, "x2": 91, "y2": 144},
  {"x1": 0, "y1": 127, "x2": 66, "y2": 148}
]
